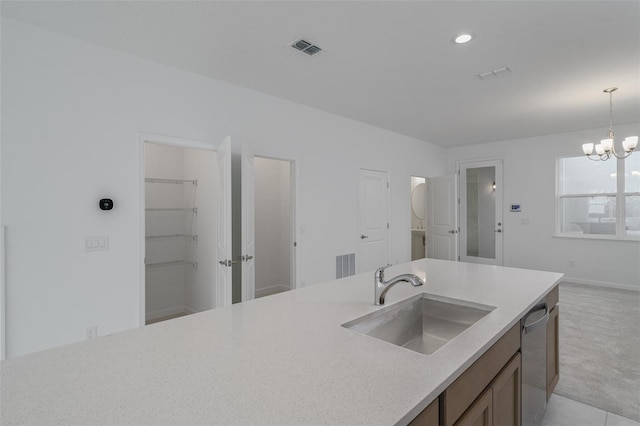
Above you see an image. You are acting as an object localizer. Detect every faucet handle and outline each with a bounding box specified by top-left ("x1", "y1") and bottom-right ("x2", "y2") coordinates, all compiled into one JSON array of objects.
[{"x1": 375, "y1": 264, "x2": 392, "y2": 280}]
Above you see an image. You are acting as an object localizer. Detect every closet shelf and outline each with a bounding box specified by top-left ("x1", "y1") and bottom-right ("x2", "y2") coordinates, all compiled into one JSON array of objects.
[
  {"x1": 146, "y1": 234, "x2": 197, "y2": 240},
  {"x1": 145, "y1": 178, "x2": 198, "y2": 186},
  {"x1": 145, "y1": 260, "x2": 197, "y2": 269},
  {"x1": 146, "y1": 208, "x2": 198, "y2": 213}
]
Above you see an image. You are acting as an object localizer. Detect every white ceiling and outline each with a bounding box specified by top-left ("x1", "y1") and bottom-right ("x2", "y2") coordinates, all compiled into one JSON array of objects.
[{"x1": 2, "y1": 1, "x2": 639, "y2": 147}]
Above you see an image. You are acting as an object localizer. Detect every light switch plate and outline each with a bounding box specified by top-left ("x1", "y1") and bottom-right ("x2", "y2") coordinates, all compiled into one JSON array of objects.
[{"x1": 85, "y1": 236, "x2": 109, "y2": 252}]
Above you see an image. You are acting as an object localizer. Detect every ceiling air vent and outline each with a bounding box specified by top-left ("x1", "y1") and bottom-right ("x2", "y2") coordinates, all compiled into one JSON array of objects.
[
  {"x1": 291, "y1": 39, "x2": 322, "y2": 56},
  {"x1": 476, "y1": 66, "x2": 512, "y2": 80}
]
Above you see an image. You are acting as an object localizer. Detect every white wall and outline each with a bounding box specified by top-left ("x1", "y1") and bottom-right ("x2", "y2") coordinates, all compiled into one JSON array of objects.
[
  {"x1": 255, "y1": 157, "x2": 291, "y2": 294},
  {"x1": 144, "y1": 143, "x2": 188, "y2": 319},
  {"x1": 183, "y1": 148, "x2": 218, "y2": 313},
  {"x1": 447, "y1": 122, "x2": 640, "y2": 290},
  {"x1": 0, "y1": 19, "x2": 446, "y2": 357}
]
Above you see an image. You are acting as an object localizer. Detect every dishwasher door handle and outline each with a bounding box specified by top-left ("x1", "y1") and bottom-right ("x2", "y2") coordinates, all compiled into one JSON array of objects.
[{"x1": 522, "y1": 302, "x2": 549, "y2": 335}]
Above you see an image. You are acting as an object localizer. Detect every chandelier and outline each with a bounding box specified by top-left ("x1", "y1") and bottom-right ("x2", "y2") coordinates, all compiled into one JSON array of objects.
[{"x1": 582, "y1": 87, "x2": 637, "y2": 161}]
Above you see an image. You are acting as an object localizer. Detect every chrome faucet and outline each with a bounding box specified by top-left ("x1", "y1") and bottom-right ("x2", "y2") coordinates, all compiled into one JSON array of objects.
[{"x1": 374, "y1": 265, "x2": 424, "y2": 305}]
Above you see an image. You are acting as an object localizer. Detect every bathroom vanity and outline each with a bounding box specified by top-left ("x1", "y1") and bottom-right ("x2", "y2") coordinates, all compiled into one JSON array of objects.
[{"x1": 0, "y1": 259, "x2": 561, "y2": 425}]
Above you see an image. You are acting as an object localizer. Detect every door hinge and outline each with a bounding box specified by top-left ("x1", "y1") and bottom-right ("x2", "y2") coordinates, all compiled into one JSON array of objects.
[
  {"x1": 387, "y1": 223, "x2": 390, "y2": 229},
  {"x1": 386, "y1": 181, "x2": 389, "y2": 189},
  {"x1": 294, "y1": 241, "x2": 297, "y2": 247}
]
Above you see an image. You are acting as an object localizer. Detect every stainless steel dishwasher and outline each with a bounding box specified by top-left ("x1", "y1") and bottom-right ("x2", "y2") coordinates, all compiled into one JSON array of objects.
[{"x1": 521, "y1": 302, "x2": 549, "y2": 426}]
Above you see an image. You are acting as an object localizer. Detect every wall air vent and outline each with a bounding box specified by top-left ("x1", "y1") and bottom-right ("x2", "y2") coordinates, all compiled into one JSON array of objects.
[
  {"x1": 476, "y1": 66, "x2": 512, "y2": 80},
  {"x1": 291, "y1": 39, "x2": 322, "y2": 56}
]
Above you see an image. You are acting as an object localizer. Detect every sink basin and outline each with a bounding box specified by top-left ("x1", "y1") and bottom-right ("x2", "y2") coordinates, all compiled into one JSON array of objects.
[{"x1": 342, "y1": 293, "x2": 495, "y2": 355}]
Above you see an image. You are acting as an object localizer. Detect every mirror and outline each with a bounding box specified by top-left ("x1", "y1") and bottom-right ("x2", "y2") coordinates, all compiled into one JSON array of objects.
[{"x1": 411, "y1": 183, "x2": 426, "y2": 220}]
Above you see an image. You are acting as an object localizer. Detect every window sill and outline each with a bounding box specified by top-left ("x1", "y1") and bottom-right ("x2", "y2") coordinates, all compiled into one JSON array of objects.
[{"x1": 553, "y1": 233, "x2": 640, "y2": 242}]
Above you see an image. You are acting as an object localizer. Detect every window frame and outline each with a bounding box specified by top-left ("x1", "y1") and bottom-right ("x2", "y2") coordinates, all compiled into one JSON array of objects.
[{"x1": 556, "y1": 155, "x2": 640, "y2": 241}]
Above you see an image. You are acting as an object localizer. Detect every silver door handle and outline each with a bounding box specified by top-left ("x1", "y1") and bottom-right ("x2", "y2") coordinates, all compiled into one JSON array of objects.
[
  {"x1": 522, "y1": 303, "x2": 549, "y2": 334},
  {"x1": 448, "y1": 230, "x2": 457, "y2": 234},
  {"x1": 238, "y1": 255, "x2": 254, "y2": 261},
  {"x1": 361, "y1": 234, "x2": 369, "y2": 239},
  {"x1": 218, "y1": 259, "x2": 237, "y2": 267},
  {"x1": 495, "y1": 229, "x2": 502, "y2": 233}
]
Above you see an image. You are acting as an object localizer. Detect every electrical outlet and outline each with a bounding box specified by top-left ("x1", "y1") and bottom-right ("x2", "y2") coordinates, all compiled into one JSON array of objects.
[
  {"x1": 86, "y1": 326, "x2": 97, "y2": 340},
  {"x1": 569, "y1": 260, "x2": 575, "y2": 268}
]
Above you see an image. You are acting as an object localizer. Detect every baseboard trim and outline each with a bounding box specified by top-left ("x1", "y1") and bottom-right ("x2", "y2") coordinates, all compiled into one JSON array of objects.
[
  {"x1": 561, "y1": 277, "x2": 639, "y2": 292},
  {"x1": 146, "y1": 305, "x2": 188, "y2": 322},
  {"x1": 255, "y1": 284, "x2": 290, "y2": 298}
]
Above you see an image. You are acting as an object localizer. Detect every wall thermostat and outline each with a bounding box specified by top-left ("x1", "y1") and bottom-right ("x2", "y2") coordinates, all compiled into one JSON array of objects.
[
  {"x1": 510, "y1": 204, "x2": 521, "y2": 212},
  {"x1": 99, "y1": 198, "x2": 114, "y2": 211}
]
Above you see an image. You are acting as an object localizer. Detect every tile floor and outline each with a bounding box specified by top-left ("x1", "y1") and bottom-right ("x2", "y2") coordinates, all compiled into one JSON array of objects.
[{"x1": 543, "y1": 394, "x2": 640, "y2": 426}]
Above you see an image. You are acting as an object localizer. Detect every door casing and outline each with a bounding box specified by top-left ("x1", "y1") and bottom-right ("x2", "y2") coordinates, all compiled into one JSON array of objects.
[
  {"x1": 137, "y1": 133, "x2": 229, "y2": 327},
  {"x1": 458, "y1": 159, "x2": 504, "y2": 266}
]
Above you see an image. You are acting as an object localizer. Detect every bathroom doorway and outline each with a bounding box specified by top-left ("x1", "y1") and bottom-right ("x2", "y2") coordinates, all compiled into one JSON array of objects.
[
  {"x1": 253, "y1": 156, "x2": 295, "y2": 298},
  {"x1": 410, "y1": 176, "x2": 427, "y2": 260}
]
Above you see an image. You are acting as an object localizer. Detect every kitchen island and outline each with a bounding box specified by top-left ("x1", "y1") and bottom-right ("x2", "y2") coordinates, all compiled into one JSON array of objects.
[{"x1": 0, "y1": 258, "x2": 562, "y2": 425}]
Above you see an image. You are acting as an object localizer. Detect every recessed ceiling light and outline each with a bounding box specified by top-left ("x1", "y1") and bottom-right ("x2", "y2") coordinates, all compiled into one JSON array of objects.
[{"x1": 454, "y1": 34, "x2": 473, "y2": 44}]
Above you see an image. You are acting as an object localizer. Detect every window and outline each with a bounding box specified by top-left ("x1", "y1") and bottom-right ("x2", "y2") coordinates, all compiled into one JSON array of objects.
[{"x1": 557, "y1": 154, "x2": 640, "y2": 239}]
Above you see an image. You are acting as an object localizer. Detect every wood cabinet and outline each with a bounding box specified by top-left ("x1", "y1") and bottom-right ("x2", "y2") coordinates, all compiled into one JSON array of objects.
[
  {"x1": 455, "y1": 387, "x2": 492, "y2": 426},
  {"x1": 452, "y1": 352, "x2": 521, "y2": 426},
  {"x1": 411, "y1": 284, "x2": 560, "y2": 425},
  {"x1": 544, "y1": 284, "x2": 559, "y2": 400},
  {"x1": 546, "y1": 304, "x2": 559, "y2": 399},
  {"x1": 409, "y1": 398, "x2": 439, "y2": 426},
  {"x1": 442, "y1": 323, "x2": 520, "y2": 426}
]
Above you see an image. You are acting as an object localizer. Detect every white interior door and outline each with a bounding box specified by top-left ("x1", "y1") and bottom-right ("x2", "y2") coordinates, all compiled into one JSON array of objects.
[
  {"x1": 216, "y1": 137, "x2": 232, "y2": 307},
  {"x1": 426, "y1": 175, "x2": 459, "y2": 260},
  {"x1": 459, "y1": 160, "x2": 503, "y2": 265},
  {"x1": 358, "y1": 169, "x2": 389, "y2": 273},
  {"x1": 240, "y1": 144, "x2": 255, "y2": 301}
]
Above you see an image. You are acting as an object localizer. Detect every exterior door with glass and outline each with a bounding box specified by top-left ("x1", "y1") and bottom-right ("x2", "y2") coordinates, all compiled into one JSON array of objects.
[{"x1": 459, "y1": 160, "x2": 504, "y2": 265}]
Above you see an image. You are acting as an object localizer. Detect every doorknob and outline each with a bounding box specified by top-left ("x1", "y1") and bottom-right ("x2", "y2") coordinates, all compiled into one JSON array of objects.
[
  {"x1": 361, "y1": 234, "x2": 369, "y2": 239},
  {"x1": 218, "y1": 259, "x2": 237, "y2": 267},
  {"x1": 237, "y1": 255, "x2": 254, "y2": 261},
  {"x1": 448, "y1": 230, "x2": 458, "y2": 234},
  {"x1": 495, "y1": 229, "x2": 502, "y2": 233}
]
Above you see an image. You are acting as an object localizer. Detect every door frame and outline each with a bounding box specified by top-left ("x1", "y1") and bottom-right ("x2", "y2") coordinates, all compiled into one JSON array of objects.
[
  {"x1": 410, "y1": 175, "x2": 427, "y2": 261},
  {"x1": 251, "y1": 152, "x2": 299, "y2": 295},
  {"x1": 457, "y1": 158, "x2": 504, "y2": 266},
  {"x1": 426, "y1": 174, "x2": 459, "y2": 261},
  {"x1": 357, "y1": 168, "x2": 391, "y2": 273},
  {"x1": 137, "y1": 133, "x2": 220, "y2": 328}
]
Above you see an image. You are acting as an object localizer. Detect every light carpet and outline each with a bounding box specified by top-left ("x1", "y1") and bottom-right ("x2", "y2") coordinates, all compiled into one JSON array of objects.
[{"x1": 554, "y1": 281, "x2": 640, "y2": 422}]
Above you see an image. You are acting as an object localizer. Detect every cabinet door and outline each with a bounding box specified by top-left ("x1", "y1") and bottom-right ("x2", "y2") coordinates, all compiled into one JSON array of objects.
[
  {"x1": 409, "y1": 398, "x2": 439, "y2": 426},
  {"x1": 455, "y1": 389, "x2": 492, "y2": 426},
  {"x1": 493, "y1": 352, "x2": 521, "y2": 426},
  {"x1": 547, "y1": 305, "x2": 560, "y2": 399}
]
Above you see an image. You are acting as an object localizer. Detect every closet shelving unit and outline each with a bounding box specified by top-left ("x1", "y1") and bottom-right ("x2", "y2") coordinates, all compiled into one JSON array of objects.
[{"x1": 145, "y1": 178, "x2": 198, "y2": 270}]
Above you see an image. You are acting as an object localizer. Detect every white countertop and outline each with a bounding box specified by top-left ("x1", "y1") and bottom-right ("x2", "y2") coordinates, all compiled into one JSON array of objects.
[{"x1": 0, "y1": 259, "x2": 562, "y2": 425}]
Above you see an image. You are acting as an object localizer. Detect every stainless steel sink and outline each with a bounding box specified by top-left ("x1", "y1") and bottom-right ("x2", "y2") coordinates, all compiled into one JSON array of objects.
[{"x1": 342, "y1": 293, "x2": 495, "y2": 355}]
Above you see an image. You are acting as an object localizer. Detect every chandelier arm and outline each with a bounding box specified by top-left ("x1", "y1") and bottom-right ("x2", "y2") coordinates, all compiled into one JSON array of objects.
[{"x1": 611, "y1": 149, "x2": 635, "y2": 160}]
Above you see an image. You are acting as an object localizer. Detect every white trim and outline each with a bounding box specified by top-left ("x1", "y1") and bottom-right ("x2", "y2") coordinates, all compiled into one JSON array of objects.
[
  {"x1": 253, "y1": 153, "x2": 299, "y2": 291},
  {"x1": 357, "y1": 168, "x2": 391, "y2": 272},
  {"x1": 145, "y1": 305, "x2": 190, "y2": 322},
  {"x1": 138, "y1": 132, "x2": 217, "y2": 151},
  {"x1": 0, "y1": 226, "x2": 5, "y2": 360},
  {"x1": 457, "y1": 158, "x2": 505, "y2": 266},
  {"x1": 552, "y1": 233, "x2": 640, "y2": 242},
  {"x1": 561, "y1": 277, "x2": 639, "y2": 293},
  {"x1": 137, "y1": 132, "x2": 217, "y2": 328},
  {"x1": 255, "y1": 284, "x2": 290, "y2": 299}
]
